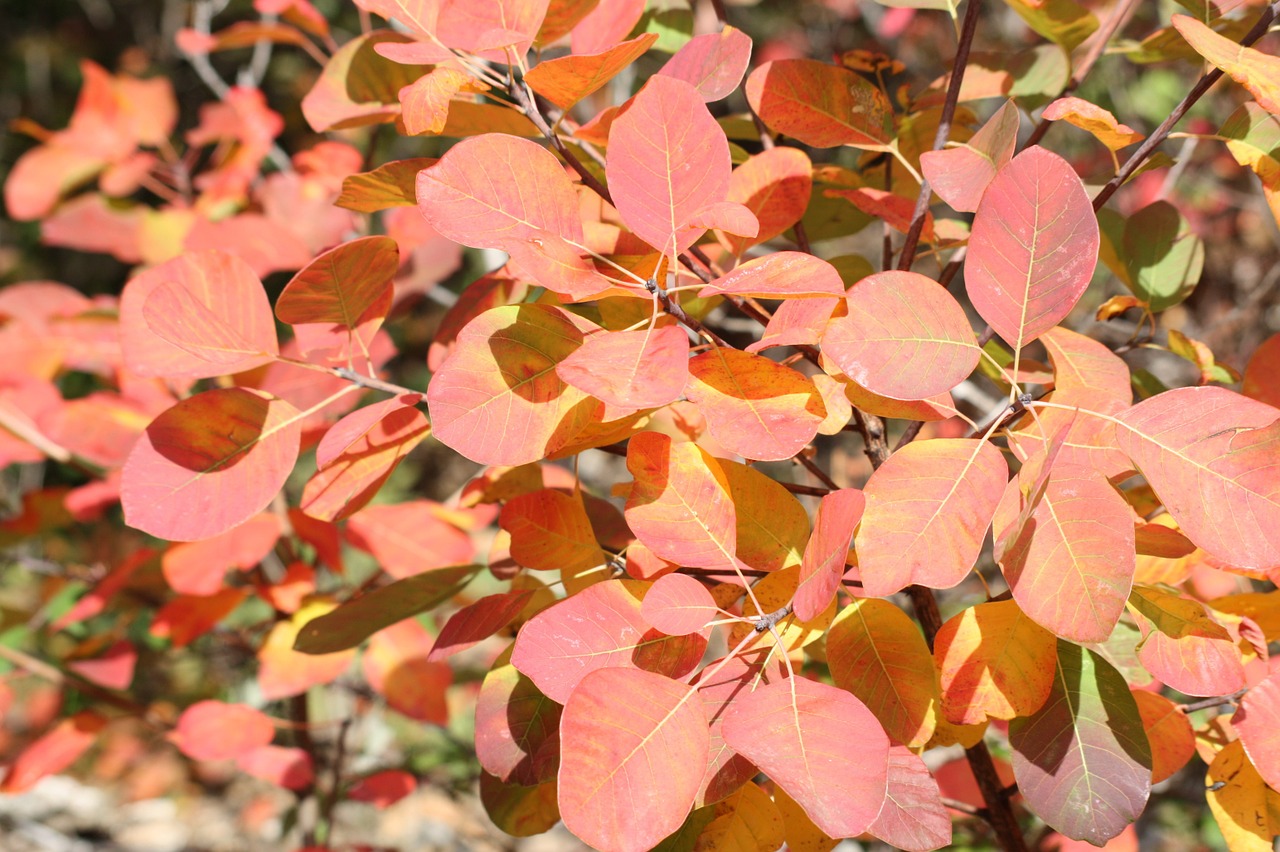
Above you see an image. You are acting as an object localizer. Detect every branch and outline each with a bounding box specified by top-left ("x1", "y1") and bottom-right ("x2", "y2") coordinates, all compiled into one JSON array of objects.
[{"x1": 897, "y1": 0, "x2": 983, "y2": 271}]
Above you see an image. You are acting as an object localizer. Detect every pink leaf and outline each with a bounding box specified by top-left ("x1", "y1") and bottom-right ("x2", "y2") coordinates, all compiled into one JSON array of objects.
[
  {"x1": 793, "y1": 488, "x2": 864, "y2": 622},
  {"x1": 641, "y1": 573, "x2": 717, "y2": 635},
  {"x1": 556, "y1": 324, "x2": 689, "y2": 409},
  {"x1": 656, "y1": 26, "x2": 752, "y2": 102}
]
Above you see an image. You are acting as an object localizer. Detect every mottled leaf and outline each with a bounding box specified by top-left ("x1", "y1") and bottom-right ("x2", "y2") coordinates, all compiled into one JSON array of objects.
[{"x1": 745, "y1": 60, "x2": 892, "y2": 149}]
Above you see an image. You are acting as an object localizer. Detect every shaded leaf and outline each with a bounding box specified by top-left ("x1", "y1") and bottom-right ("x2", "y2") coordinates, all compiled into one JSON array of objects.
[
  {"x1": 966, "y1": 147, "x2": 1099, "y2": 351},
  {"x1": 1205, "y1": 739, "x2": 1280, "y2": 852},
  {"x1": 719, "y1": 460, "x2": 810, "y2": 573},
  {"x1": 868, "y1": 745, "x2": 952, "y2": 852},
  {"x1": 1122, "y1": 200, "x2": 1203, "y2": 313},
  {"x1": 655, "y1": 26, "x2": 752, "y2": 102},
  {"x1": 121, "y1": 388, "x2": 302, "y2": 542},
  {"x1": 694, "y1": 781, "x2": 785, "y2": 850},
  {"x1": 827, "y1": 598, "x2": 942, "y2": 748},
  {"x1": 1009, "y1": 642, "x2": 1152, "y2": 845},
  {"x1": 276, "y1": 236, "x2": 398, "y2": 328},
  {"x1": 293, "y1": 564, "x2": 481, "y2": 653},
  {"x1": 1129, "y1": 585, "x2": 1246, "y2": 697},
  {"x1": 476, "y1": 646, "x2": 562, "y2": 786},
  {"x1": 362, "y1": 617, "x2": 451, "y2": 722},
  {"x1": 920, "y1": 99, "x2": 1019, "y2": 213},
  {"x1": 721, "y1": 676, "x2": 889, "y2": 838},
  {"x1": 559, "y1": 668, "x2": 709, "y2": 852},
  {"x1": 429, "y1": 591, "x2": 535, "y2": 661},
  {"x1": 934, "y1": 599, "x2": 1058, "y2": 724},
  {"x1": 336, "y1": 157, "x2": 436, "y2": 211}
]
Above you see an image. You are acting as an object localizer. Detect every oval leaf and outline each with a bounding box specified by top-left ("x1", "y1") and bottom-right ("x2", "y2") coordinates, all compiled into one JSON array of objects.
[
  {"x1": 121, "y1": 388, "x2": 302, "y2": 542},
  {"x1": 641, "y1": 572, "x2": 716, "y2": 635},
  {"x1": 698, "y1": 251, "x2": 844, "y2": 299},
  {"x1": 868, "y1": 745, "x2": 952, "y2": 852},
  {"x1": 556, "y1": 324, "x2": 689, "y2": 409},
  {"x1": 745, "y1": 59, "x2": 892, "y2": 149},
  {"x1": 276, "y1": 235, "x2": 398, "y2": 328}
]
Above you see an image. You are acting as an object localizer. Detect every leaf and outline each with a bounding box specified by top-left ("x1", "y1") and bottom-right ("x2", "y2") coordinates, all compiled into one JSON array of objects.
[
  {"x1": 868, "y1": 746, "x2": 952, "y2": 852},
  {"x1": 698, "y1": 251, "x2": 844, "y2": 299},
  {"x1": 725, "y1": 147, "x2": 813, "y2": 254},
  {"x1": 745, "y1": 60, "x2": 892, "y2": 149},
  {"x1": 571, "y1": 0, "x2": 646, "y2": 53},
  {"x1": 121, "y1": 388, "x2": 301, "y2": 542},
  {"x1": 510, "y1": 579, "x2": 706, "y2": 703},
  {"x1": 721, "y1": 676, "x2": 889, "y2": 838},
  {"x1": 1173, "y1": 15, "x2": 1280, "y2": 115},
  {"x1": 748, "y1": 296, "x2": 840, "y2": 354},
  {"x1": 1122, "y1": 200, "x2": 1203, "y2": 312},
  {"x1": 347, "y1": 770, "x2": 417, "y2": 807},
  {"x1": 655, "y1": 25, "x2": 752, "y2": 102},
  {"x1": 920, "y1": 99, "x2": 1019, "y2": 213},
  {"x1": 235, "y1": 745, "x2": 314, "y2": 791},
  {"x1": 399, "y1": 67, "x2": 473, "y2": 135},
  {"x1": 1205, "y1": 739, "x2": 1280, "y2": 852},
  {"x1": 793, "y1": 488, "x2": 864, "y2": 622},
  {"x1": 525, "y1": 33, "x2": 658, "y2": 109},
  {"x1": 822, "y1": 271, "x2": 978, "y2": 400},
  {"x1": 480, "y1": 772, "x2": 561, "y2": 838},
  {"x1": 826, "y1": 187, "x2": 933, "y2": 240},
  {"x1": 1041, "y1": 97, "x2": 1143, "y2": 151},
  {"x1": 826, "y1": 598, "x2": 942, "y2": 748},
  {"x1": 429, "y1": 591, "x2": 534, "y2": 661},
  {"x1": 301, "y1": 395, "x2": 430, "y2": 522},
  {"x1": 641, "y1": 573, "x2": 716, "y2": 635},
  {"x1": 719, "y1": 460, "x2": 810, "y2": 573},
  {"x1": 558, "y1": 668, "x2": 709, "y2": 852},
  {"x1": 293, "y1": 564, "x2": 481, "y2": 653},
  {"x1": 169, "y1": 701, "x2": 274, "y2": 762},
  {"x1": 1128, "y1": 585, "x2": 1246, "y2": 696},
  {"x1": 0, "y1": 711, "x2": 106, "y2": 793},
  {"x1": 1041, "y1": 326, "x2": 1131, "y2": 401},
  {"x1": 694, "y1": 781, "x2": 785, "y2": 850},
  {"x1": 362, "y1": 617, "x2": 452, "y2": 722},
  {"x1": 476, "y1": 647, "x2": 562, "y2": 786},
  {"x1": 301, "y1": 31, "x2": 425, "y2": 131},
  {"x1": 966, "y1": 147, "x2": 1099, "y2": 351},
  {"x1": 121, "y1": 250, "x2": 278, "y2": 379},
  {"x1": 1231, "y1": 667, "x2": 1280, "y2": 791},
  {"x1": 1008, "y1": 642, "x2": 1151, "y2": 845},
  {"x1": 276, "y1": 236, "x2": 398, "y2": 328},
  {"x1": 692, "y1": 652, "x2": 785, "y2": 807},
  {"x1": 345, "y1": 501, "x2": 474, "y2": 579},
  {"x1": 556, "y1": 324, "x2": 689, "y2": 409},
  {"x1": 606, "y1": 75, "x2": 731, "y2": 254},
  {"x1": 416, "y1": 133, "x2": 582, "y2": 254},
  {"x1": 1006, "y1": 0, "x2": 1097, "y2": 52},
  {"x1": 1114, "y1": 386, "x2": 1280, "y2": 571},
  {"x1": 624, "y1": 431, "x2": 738, "y2": 572},
  {"x1": 337, "y1": 157, "x2": 436, "y2": 211},
  {"x1": 259, "y1": 599, "x2": 356, "y2": 699},
  {"x1": 934, "y1": 599, "x2": 1058, "y2": 725},
  {"x1": 500, "y1": 488, "x2": 605, "y2": 585},
  {"x1": 853, "y1": 438, "x2": 1007, "y2": 596},
  {"x1": 685, "y1": 349, "x2": 825, "y2": 461},
  {"x1": 995, "y1": 464, "x2": 1136, "y2": 642},
  {"x1": 427, "y1": 304, "x2": 593, "y2": 466},
  {"x1": 1132, "y1": 690, "x2": 1194, "y2": 785}
]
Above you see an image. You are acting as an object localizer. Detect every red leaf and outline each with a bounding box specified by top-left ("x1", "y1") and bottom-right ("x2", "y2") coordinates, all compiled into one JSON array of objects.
[
  {"x1": 150, "y1": 588, "x2": 250, "y2": 648},
  {"x1": 67, "y1": 640, "x2": 137, "y2": 691},
  {"x1": 722, "y1": 676, "x2": 889, "y2": 838},
  {"x1": 500, "y1": 488, "x2": 604, "y2": 586},
  {"x1": 363, "y1": 618, "x2": 452, "y2": 723},
  {"x1": 606, "y1": 75, "x2": 731, "y2": 254},
  {"x1": 698, "y1": 251, "x2": 844, "y2": 299},
  {"x1": 170, "y1": 701, "x2": 274, "y2": 762},
  {"x1": 745, "y1": 59, "x2": 892, "y2": 149},
  {"x1": 823, "y1": 271, "x2": 978, "y2": 400},
  {"x1": 1115, "y1": 387, "x2": 1280, "y2": 572},
  {"x1": 0, "y1": 711, "x2": 106, "y2": 793},
  {"x1": 571, "y1": 0, "x2": 645, "y2": 54},
  {"x1": 966, "y1": 147, "x2": 1099, "y2": 351},
  {"x1": 162, "y1": 513, "x2": 282, "y2": 595},
  {"x1": 525, "y1": 33, "x2": 658, "y2": 110},
  {"x1": 558, "y1": 668, "x2": 709, "y2": 852},
  {"x1": 301, "y1": 395, "x2": 430, "y2": 522},
  {"x1": 276, "y1": 236, "x2": 398, "y2": 328},
  {"x1": 556, "y1": 324, "x2": 689, "y2": 409},
  {"x1": 995, "y1": 464, "x2": 1136, "y2": 642},
  {"x1": 793, "y1": 488, "x2": 864, "y2": 622},
  {"x1": 655, "y1": 25, "x2": 752, "y2": 102},
  {"x1": 868, "y1": 746, "x2": 952, "y2": 852},
  {"x1": 348, "y1": 769, "x2": 418, "y2": 807},
  {"x1": 624, "y1": 432, "x2": 737, "y2": 572},
  {"x1": 345, "y1": 501, "x2": 474, "y2": 579},
  {"x1": 1232, "y1": 668, "x2": 1280, "y2": 792},
  {"x1": 235, "y1": 745, "x2": 314, "y2": 791},
  {"x1": 429, "y1": 591, "x2": 534, "y2": 661},
  {"x1": 1041, "y1": 326, "x2": 1131, "y2": 401},
  {"x1": 854, "y1": 438, "x2": 1007, "y2": 596},
  {"x1": 725, "y1": 147, "x2": 813, "y2": 254},
  {"x1": 1243, "y1": 332, "x2": 1280, "y2": 409},
  {"x1": 1132, "y1": 690, "x2": 1194, "y2": 785},
  {"x1": 121, "y1": 250, "x2": 278, "y2": 379},
  {"x1": 685, "y1": 349, "x2": 825, "y2": 461},
  {"x1": 1009, "y1": 642, "x2": 1151, "y2": 845},
  {"x1": 718, "y1": 459, "x2": 811, "y2": 573},
  {"x1": 641, "y1": 573, "x2": 716, "y2": 635},
  {"x1": 426, "y1": 304, "x2": 593, "y2": 466},
  {"x1": 920, "y1": 98, "x2": 1019, "y2": 213},
  {"x1": 121, "y1": 388, "x2": 303, "y2": 542},
  {"x1": 510, "y1": 579, "x2": 706, "y2": 703}
]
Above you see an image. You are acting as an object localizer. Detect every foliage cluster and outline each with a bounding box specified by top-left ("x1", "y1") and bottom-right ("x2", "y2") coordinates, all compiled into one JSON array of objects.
[{"x1": 3, "y1": 0, "x2": 1280, "y2": 850}]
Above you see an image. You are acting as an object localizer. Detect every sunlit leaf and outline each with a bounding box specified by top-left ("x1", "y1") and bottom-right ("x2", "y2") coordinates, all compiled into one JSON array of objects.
[
  {"x1": 725, "y1": 148, "x2": 812, "y2": 254},
  {"x1": 525, "y1": 33, "x2": 658, "y2": 109},
  {"x1": 745, "y1": 60, "x2": 892, "y2": 149},
  {"x1": 966, "y1": 147, "x2": 1099, "y2": 351},
  {"x1": 556, "y1": 324, "x2": 689, "y2": 409},
  {"x1": 1173, "y1": 15, "x2": 1280, "y2": 115},
  {"x1": 1205, "y1": 739, "x2": 1280, "y2": 851},
  {"x1": 121, "y1": 388, "x2": 302, "y2": 542},
  {"x1": 1132, "y1": 690, "x2": 1194, "y2": 785},
  {"x1": 1128, "y1": 585, "x2": 1246, "y2": 696},
  {"x1": 1042, "y1": 97, "x2": 1143, "y2": 151},
  {"x1": 558, "y1": 668, "x2": 709, "y2": 852},
  {"x1": 920, "y1": 99, "x2": 1019, "y2": 213},
  {"x1": 721, "y1": 676, "x2": 889, "y2": 838},
  {"x1": 1009, "y1": 642, "x2": 1151, "y2": 845},
  {"x1": 655, "y1": 25, "x2": 752, "y2": 102},
  {"x1": 641, "y1": 573, "x2": 716, "y2": 635},
  {"x1": 793, "y1": 488, "x2": 863, "y2": 622},
  {"x1": 345, "y1": 501, "x2": 474, "y2": 578},
  {"x1": 719, "y1": 460, "x2": 810, "y2": 574},
  {"x1": 276, "y1": 236, "x2": 397, "y2": 328},
  {"x1": 1231, "y1": 668, "x2": 1280, "y2": 791}
]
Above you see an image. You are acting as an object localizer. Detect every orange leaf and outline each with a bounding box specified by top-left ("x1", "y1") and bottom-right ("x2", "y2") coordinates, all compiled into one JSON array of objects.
[
  {"x1": 258, "y1": 599, "x2": 356, "y2": 700},
  {"x1": 745, "y1": 59, "x2": 892, "y2": 149},
  {"x1": 344, "y1": 500, "x2": 474, "y2": 579},
  {"x1": 1042, "y1": 96, "x2": 1143, "y2": 150},
  {"x1": 556, "y1": 324, "x2": 689, "y2": 409},
  {"x1": 1173, "y1": 15, "x2": 1280, "y2": 115},
  {"x1": 1132, "y1": 690, "x2": 1194, "y2": 785},
  {"x1": 363, "y1": 618, "x2": 452, "y2": 723},
  {"x1": 0, "y1": 711, "x2": 106, "y2": 792},
  {"x1": 170, "y1": 701, "x2": 273, "y2": 762},
  {"x1": 161, "y1": 513, "x2": 282, "y2": 595},
  {"x1": 793, "y1": 488, "x2": 863, "y2": 622},
  {"x1": 399, "y1": 67, "x2": 473, "y2": 135},
  {"x1": 525, "y1": 33, "x2": 658, "y2": 109}
]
